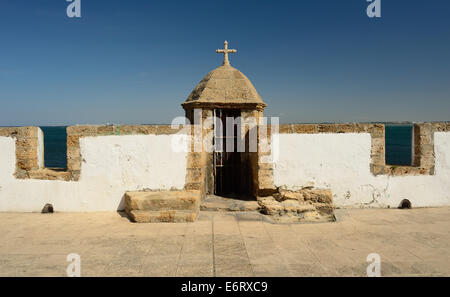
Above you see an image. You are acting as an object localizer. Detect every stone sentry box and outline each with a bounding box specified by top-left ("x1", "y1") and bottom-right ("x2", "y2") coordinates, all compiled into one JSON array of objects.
[{"x1": 181, "y1": 46, "x2": 267, "y2": 198}]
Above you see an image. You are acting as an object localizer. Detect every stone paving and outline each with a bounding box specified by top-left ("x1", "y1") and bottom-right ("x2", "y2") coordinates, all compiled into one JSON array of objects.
[{"x1": 0, "y1": 207, "x2": 449, "y2": 277}]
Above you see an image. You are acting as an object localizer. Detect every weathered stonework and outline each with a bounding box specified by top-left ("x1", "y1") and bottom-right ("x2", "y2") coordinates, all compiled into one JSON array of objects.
[
  {"x1": 0, "y1": 125, "x2": 186, "y2": 182},
  {"x1": 276, "y1": 122, "x2": 450, "y2": 177},
  {"x1": 251, "y1": 122, "x2": 450, "y2": 209},
  {"x1": 257, "y1": 188, "x2": 335, "y2": 223},
  {"x1": 128, "y1": 210, "x2": 199, "y2": 223},
  {"x1": 256, "y1": 122, "x2": 277, "y2": 197},
  {"x1": 274, "y1": 188, "x2": 333, "y2": 204},
  {"x1": 182, "y1": 64, "x2": 266, "y2": 110},
  {"x1": 0, "y1": 127, "x2": 44, "y2": 179},
  {"x1": 124, "y1": 190, "x2": 201, "y2": 223},
  {"x1": 1, "y1": 122, "x2": 448, "y2": 195}
]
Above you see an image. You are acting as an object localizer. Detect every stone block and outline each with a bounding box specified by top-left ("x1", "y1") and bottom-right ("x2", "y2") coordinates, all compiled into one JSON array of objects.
[
  {"x1": 67, "y1": 135, "x2": 80, "y2": 148},
  {"x1": 317, "y1": 124, "x2": 335, "y2": 133},
  {"x1": 184, "y1": 182, "x2": 203, "y2": 191},
  {"x1": 368, "y1": 124, "x2": 385, "y2": 138},
  {"x1": 0, "y1": 127, "x2": 19, "y2": 137},
  {"x1": 125, "y1": 190, "x2": 200, "y2": 212},
  {"x1": 276, "y1": 188, "x2": 333, "y2": 204},
  {"x1": 371, "y1": 137, "x2": 385, "y2": 149},
  {"x1": 128, "y1": 209, "x2": 199, "y2": 223},
  {"x1": 187, "y1": 153, "x2": 206, "y2": 169},
  {"x1": 258, "y1": 197, "x2": 284, "y2": 215},
  {"x1": 293, "y1": 124, "x2": 319, "y2": 134},
  {"x1": 257, "y1": 196, "x2": 330, "y2": 223},
  {"x1": 305, "y1": 189, "x2": 332, "y2": 204},
  {"x1": 334, "y1": 124, "x2": 357, "y2": 133},
  {"x1": 67, "y1": 126, "x2": 98, "y2": 136},
  {"x1": 420, "y1": 144, "x2": 435, "y2": 156},
  {"x1": 353, "y1": 123, "x2": 369, "y2": 133},
  {"x1": 258, "y1": 162, "x2": 273, "y2": 170},
  {"x1": 28, "y1": 169, "x2": 71, "y2": 181},
  {"x1": 275, "y1": 190, "x2": 303, "y2": 202},
  {"x1": 417, "y1": 132, "x2": 433, "y2": 145},
  {"x1": 371, "y1": 154, "x2": 385, "y2": 166},
  {"x1": 97, "y1": 126, "x2": 114, "y2": 135},
  {"x1": 19, "y1": 127, "x2": 39, "y2": 138},
  {"x1": 370, "y1": 164, "x2": 386, "y2": 175},
  {"x1": 278, "y1": 125, "x2": 293, "y2": 134},
  {"x1": 280, "y1": 200, "x2": 316, "y2": 213},
  {"x1": 186, "y1": 168, "x2": 204, "y2": 184}
]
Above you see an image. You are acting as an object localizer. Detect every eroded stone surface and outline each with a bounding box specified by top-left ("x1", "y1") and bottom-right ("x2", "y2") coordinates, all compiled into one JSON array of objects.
[
  {"x1": 1, "y1": 122, "x2": 448, "y2": 184},
  {"x1": 129, "y1": 209, "x2": 198, "y2": 223},
  {"x1": 125, "y1": 190, "x2": 200, "y2": 211},
  {"x1": 125, "y1": 190, "x2": 201, "y2": 223},
  {"x1": 275, "y1": 188, "x2": 333, "y2": 204},
  {"x1": 183, "y1": 65, "x2": 265, "y2": 106},
  {"x1": 258, "y1": 188, "x2": 335, "y2": 222},
  {"x1": 200, "y1": 195, "x2": 260, "y2": 212}
]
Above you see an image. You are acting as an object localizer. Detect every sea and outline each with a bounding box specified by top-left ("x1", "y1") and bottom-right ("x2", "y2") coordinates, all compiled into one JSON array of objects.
[
  {"x1": 40, "y1": 127, "x2": 67, "y2": 169},
  {"x1": 39, "y1": 124, "x2": 413, "y2": 169}
]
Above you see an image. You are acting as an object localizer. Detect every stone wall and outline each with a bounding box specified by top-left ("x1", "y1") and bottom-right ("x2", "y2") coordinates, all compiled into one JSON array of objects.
[
  {"x1": 0, "y1": 127, "x2": 44, "y2": 179},
  {"x1": 271, "y1": 122, "x2": 450, "y2": 208},
  {"x1": 276, "y1": 122, "x2": 450, "y2": 176},
  {"x1": 1, "y1": 122, "x2": 450, "y2": 212},
  {"x1": 0, "y1": 125, "x2": 189, "y2": 212},
  {"x1": 0, "y1": 125, "x2": 186, "y2": 181}
]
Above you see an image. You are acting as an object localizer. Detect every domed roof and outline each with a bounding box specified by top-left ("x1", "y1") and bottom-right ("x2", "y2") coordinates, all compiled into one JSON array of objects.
[{"x1": 182, "y1": 41, "x2": 266, "y2": 110}]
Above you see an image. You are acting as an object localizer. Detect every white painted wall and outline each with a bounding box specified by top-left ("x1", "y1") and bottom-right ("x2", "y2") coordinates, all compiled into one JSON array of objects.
[
  {"x1": 274, "y1": 132, "x2": 450, "y2": 208},
  {"x1": 0, "y1": 134, "x2": 188, "y2": 212},
  {"x1": 1, "y1": 130, "x2": 449, "y2": 212}
]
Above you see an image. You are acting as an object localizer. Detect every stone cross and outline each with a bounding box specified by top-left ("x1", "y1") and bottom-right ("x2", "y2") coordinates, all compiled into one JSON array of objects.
[{"x1": 216, "y1": 41, "x2": 236, "y2": 66}]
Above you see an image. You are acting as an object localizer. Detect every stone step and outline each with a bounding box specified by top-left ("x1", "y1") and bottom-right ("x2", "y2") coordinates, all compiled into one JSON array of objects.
[
  {"x1": 200, "y1": 195, "x2": 260, "y2": 212},
  {"x1": 128, "y1": 209, "x2": 199, "y2": 223},
  {"x1": 257, "y1": 196, "x2": 335, "y2": 223},
  {"x1": 125, "y1": 190, "x2": 200, "y2": 212}
]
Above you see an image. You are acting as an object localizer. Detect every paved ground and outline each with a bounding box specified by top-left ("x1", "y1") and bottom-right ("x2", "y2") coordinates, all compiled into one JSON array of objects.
[{"x1": 0, "y1": 207, "x2": 449, "y2": 277}]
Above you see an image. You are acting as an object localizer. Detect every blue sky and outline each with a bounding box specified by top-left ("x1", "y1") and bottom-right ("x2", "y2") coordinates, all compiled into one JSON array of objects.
[{"x1": 0, "y1": 0, "x2": 449, "y2": 125}]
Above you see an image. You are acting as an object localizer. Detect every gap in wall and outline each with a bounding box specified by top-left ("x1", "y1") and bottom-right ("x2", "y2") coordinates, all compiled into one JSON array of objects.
[
  {"x1": 385, "y1": 124, "x2": 413, "y2": 166},
  {"x1": 40, "y1": 126, "x2": 68, "y2": 169}
]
